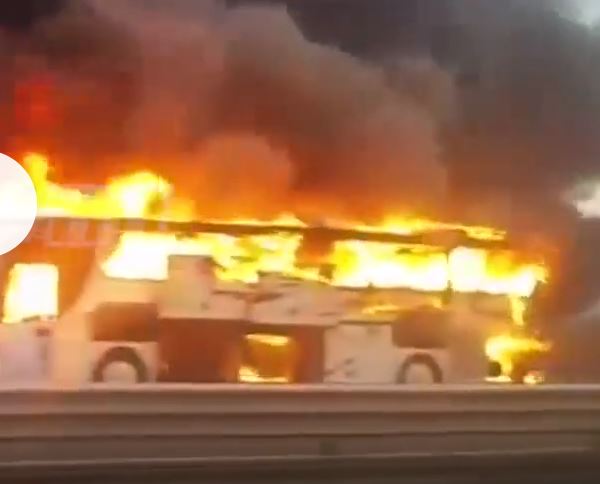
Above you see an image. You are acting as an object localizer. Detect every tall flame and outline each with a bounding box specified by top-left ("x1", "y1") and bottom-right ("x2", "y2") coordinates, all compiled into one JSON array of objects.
[
  {"x1": 485, "y1": 332, "x2": 550, "y2": 381},
  {"x1": 484, "y1": 295, "x2": 551, "y2": 384},
  {"x1": 25, "y1": 152, "x2": 192, "y2": 220}
]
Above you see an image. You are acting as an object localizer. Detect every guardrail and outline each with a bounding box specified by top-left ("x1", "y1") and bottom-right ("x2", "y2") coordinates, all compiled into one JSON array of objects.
[{"x1": 0, "y1": 384, "x2": 599, "y2": 465}]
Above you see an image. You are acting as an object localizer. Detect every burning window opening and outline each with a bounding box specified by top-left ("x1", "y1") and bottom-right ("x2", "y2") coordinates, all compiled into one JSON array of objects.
[
  {"x1": 238, "y1": 333, "x2": 296, "y2": 383},
  {"x1": 100, "y1": 232, "x2": 544, "y2": 298},
  {"x1": 3, "y1": 263, "x2": 58, "y2": 324}
]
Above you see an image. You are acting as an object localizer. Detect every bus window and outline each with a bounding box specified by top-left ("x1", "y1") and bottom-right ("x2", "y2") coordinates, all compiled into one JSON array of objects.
[{"x1": 2, "y1": 263, "x2": 58, "y2": 324}]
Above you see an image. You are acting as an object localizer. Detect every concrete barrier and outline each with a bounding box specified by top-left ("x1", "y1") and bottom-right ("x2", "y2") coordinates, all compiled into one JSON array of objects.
[{"x1": 0, "y1": 384, "x2": 598, "y2": 463}]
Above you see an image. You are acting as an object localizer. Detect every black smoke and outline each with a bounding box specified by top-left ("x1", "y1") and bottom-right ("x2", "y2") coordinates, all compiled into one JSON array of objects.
[
  {"x1": 266, "y1": 1, "x2": 600, "y2": 219},
  {"x1": 3, "y1": 0, "x2": 600, "y2": 315},
  {"x1": 2, "y1": 0, "x2": 456, "y2": 220},
  {"x1": 5, "y1": 1, "x2": 600, "y2": 215},
  {"x1": 0, "y1": 0, "x2": 65, "y2": 31},
  {"x1": 250, "y1": 0, "x2": 600, "y2": 317}
]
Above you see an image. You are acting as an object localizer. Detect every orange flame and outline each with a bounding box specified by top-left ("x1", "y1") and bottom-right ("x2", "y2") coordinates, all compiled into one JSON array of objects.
[
  {"x1": 19, "y1": 153, "x2": 548, "y2": 295},
  {"x1": 19, "y1": 152, "x2": 544, "y2": 296},
  {"x1": 238, "y1": 333, "x2": 294, "y2": 383},
  {"x1": 4, "y1": 153, "x2": 551, "y2": 383},
  {"x1": 25, "y1": 152, "x2": 193, "y2": 220},
  {"x1": 485, "y1": 333, "x2": 550, "y2": 381},
  {"x1": 3, "y1": 263, "x2": 58, "y2": 323}
]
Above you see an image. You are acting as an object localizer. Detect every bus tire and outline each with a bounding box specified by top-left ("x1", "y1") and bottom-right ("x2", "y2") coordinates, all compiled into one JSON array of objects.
[
  {"x1": 92, "y1": 346, "x2": 148, "y2": 384},
  {"x1": 397, "y1": 353, "x2": 443, "y2": 384}
]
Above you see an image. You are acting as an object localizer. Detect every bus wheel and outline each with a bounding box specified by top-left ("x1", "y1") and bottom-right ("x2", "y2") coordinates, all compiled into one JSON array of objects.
[
  {"x1": 397, "y1": 354, "x2": 443, "y2": 384},
  {"x1": 92, "y1": 347, "x2": 148, "y2": 384}
]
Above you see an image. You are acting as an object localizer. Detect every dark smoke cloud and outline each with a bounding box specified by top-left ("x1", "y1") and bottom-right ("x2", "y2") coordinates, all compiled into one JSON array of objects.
[
  {"x1": 253, "y1": 0, "x2": 600, "y2": 316},
  {"x1": 447, "y1": 1, "x2": 600, "y2": 215},
  {"x1": 265, "y1": 1, "x2": 600, "y2": 224},
  {"x1": 5, "y1": 0, "x2": 600, "y2": 314},
  {"x1": 0, "y1": 0, "x2": 65, "y2": 31},
  {"x1": 7, "y1": 0, "x2": 452, "y2": 221}
]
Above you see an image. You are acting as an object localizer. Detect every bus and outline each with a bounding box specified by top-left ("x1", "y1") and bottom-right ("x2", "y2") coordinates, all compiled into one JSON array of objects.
[{"x1": 0, "y1": 217, "x2": 543, "y2": 386}]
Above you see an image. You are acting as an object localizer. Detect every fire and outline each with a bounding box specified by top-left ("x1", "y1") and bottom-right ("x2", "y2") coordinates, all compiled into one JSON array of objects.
[
  {"x1": 331, "y1": 242, "x2": 449, "y2": 291},
  {"x1": 483, "y1": 287, "x2": 550, "y2": 383},
  {"x1": 21, "y1": 152, "x2": 548, "y2": 296},
  {"x1": 362, "y1": 303, "x2": 404, "y2": 315},
  {"x1": 25, "y1": 152, "x2": 192, "y2": 220},
  {"x1": 485, "y1": 333, "x2": 550, "y2": 381},
  {"x1": 449, "y1": 248, "x2": 544, "y2": 296},
  {"x1": 3, "y1": 263, "x2": 58, "y2": 323},
  {"x1": 102, "y1": 231, "x2": 320, "y2": 283},
  {"x1": 330, "y1": 243, "x2": 543, "y2": 296},
  {"x1": 6, "y1": 153, "x2": 553, "y2": 383},
  {"x1": 509, "y1": 295, "x2": 527, "y2": 328},
  {"x1": 101, "y1": 232, "x2": 544, "y2": 297},
  {"x1": 238, "y1": 366, "x2": 290, "y2": 383},
  {"x1": 353, "y1": 216, "x2": 505, "y2": 241},
  {"x1": 238, "y1": 333, "x2": 294, "y2": 383}
]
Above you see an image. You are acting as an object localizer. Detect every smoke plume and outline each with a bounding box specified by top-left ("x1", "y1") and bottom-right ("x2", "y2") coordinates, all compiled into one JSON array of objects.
[
  {"x1": 259, "y1": 0, "x2": 600, "y2": 316},
  {"x1": 8, "y1": 0, "x2": 453, "y2": 221},
  {"x1": 5, "y1": 0, "x2": 600, "y2": 315},
  {"x1": 262, "y1": 1, "x2": 600, "y2": 223}
]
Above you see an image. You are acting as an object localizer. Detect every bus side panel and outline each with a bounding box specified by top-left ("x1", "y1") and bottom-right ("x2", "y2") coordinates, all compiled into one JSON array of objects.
[{"x1": 289, "y1": 326, "x2": 325, "y2": 383}]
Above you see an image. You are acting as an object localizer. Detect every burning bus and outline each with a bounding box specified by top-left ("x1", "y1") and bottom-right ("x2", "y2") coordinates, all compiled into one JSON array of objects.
[{"x1": 0, "y1": 154, "x2": 549, "y2": 386}]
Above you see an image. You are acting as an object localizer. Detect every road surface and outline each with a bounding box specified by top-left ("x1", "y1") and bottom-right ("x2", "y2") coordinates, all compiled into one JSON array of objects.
[{"x1": 2, "y1": 450, "x2": 599, "y2": 483}]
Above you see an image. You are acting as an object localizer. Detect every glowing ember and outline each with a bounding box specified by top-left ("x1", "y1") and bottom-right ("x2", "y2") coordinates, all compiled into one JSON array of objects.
[
  {"x1": 245, "y1": 333, "x2": 292, "y2": 347},
  {"x1": 217, "y1": 213, "x2": 305, "y2": 227},
  {"x1": 238, "y1": 366, "x2": 290, "y2": 383},
  {"x1": 345, "y1": 216, "x2": 506, "y2": 241},
  {"x1": 3, "y1": 263, "x2": 58, "y2": 323},
  {"x1": 522, "y1": 371, "x2": 545, "y2": 386},
  {"x1": 361, "y1": 303, "x2": 403, "y2": 315}
]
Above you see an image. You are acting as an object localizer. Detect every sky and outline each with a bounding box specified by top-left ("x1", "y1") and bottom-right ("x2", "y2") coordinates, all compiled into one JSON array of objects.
[{"x1": 571, "y1": 0, "x2": 600, "y2": 26}]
